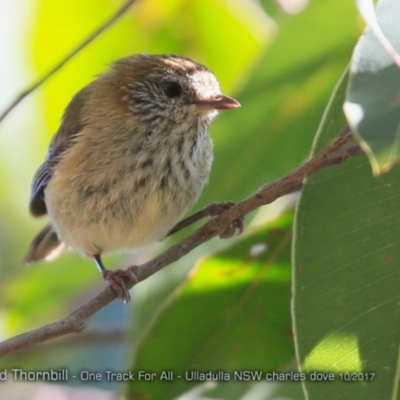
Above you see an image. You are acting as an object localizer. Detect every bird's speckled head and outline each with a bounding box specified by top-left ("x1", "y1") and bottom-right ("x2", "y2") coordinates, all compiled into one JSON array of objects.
[{"x1": 105, "y1": 54, "x2": 238, "y2": 124}]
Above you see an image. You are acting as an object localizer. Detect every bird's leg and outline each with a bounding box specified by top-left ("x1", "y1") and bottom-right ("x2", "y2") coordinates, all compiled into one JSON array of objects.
[
  {"x1": 93, "y1": 254, "x2": 137, "y2": 303},
  {"x1": 167, "y1": 201, "x2": 244, "y2": 239}
]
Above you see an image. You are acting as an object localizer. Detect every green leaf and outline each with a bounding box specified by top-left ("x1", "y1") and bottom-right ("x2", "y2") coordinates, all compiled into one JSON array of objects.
[
  {"x1": 128, "y1": 213, "x2": 294, "y2": 400},
  {"x1": 293, "y1": 67, "x2": 400, "y2": 399},
  {"x1": 344, "y1": 0, "x2": 400, "y2": 175}
]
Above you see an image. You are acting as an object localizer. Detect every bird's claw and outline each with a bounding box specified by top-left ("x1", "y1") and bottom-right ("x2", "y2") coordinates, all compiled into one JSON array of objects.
[
  {"x1": 209, "y1": 201, "x2": 244, "y2": 239},
  {"x1": 102, "y1": 268, "x2": 137, "y2": 303},
  {"x1": 219, "y1": 215, "x2": 244, "y2": 239}
]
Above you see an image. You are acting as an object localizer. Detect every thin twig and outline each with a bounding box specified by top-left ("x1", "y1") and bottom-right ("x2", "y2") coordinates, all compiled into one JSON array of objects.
[
  {"x1": 0, "y1": 0, "x2": 138, "y2": 123},
  {"x1": 0, "y1": 130, "x2": 363, "y2": 357}
]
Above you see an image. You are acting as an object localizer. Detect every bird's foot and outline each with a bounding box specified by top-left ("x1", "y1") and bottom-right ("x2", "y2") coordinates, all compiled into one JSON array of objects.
[
  {"x1": 209, "y1": 202, "x2": 244, "y2": 239},
  {"x1": 102, "y1": 268, "x2": 138, "y2": 303}
]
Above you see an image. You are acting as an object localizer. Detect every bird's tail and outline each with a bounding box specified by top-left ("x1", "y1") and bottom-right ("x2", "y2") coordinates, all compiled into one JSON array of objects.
[{"x1": 24, "y1": 223, "x2": 66, "y2": 264}]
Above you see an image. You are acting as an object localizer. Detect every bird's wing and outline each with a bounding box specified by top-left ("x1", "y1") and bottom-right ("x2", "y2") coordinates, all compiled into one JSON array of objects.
[{"x1": 29, "y1": 89, "x2": 87, "y2": 217}]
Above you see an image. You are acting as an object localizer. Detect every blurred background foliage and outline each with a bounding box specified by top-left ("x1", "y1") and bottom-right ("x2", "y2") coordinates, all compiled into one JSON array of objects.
[{"x1": 0, "y1": 0, "x2": 363, "y2": 399}]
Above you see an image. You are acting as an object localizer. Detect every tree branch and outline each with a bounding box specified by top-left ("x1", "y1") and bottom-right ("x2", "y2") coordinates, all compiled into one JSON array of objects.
[
  {"x1": 0, "y1": 128, "x2": 363, "y2": 357},
  {"x1": 0, "y1": 0, "x2": 138, "y2": 123}
]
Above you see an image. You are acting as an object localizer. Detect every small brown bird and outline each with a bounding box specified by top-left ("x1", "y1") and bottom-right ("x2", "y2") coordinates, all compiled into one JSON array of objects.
[{"x1": 25, "y1": 54, "x2": 240, "y2": 302}]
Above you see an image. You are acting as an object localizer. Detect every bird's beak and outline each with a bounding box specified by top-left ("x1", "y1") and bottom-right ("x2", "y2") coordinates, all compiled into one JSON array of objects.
[{"x1": 194, "y1": 95, "x2": 240, "y2": 110}]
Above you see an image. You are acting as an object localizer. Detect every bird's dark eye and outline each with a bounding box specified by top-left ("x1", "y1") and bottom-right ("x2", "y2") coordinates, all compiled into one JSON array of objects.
[{"x1": 163, "y1": 82, "x2": 182, "y2": 98}]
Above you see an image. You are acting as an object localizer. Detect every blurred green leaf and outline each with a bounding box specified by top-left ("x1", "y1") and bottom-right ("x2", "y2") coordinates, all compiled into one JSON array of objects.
[
  {"x1": 201, "y1": 0, "x2": 361, "y2": 209},
  {"x1": 128, "y1": 213, "x2": 294, "y2": 400},
  {"x1": 182, "y1": 0, "x2": 273, "y2": 91},
  {"x1": 344, "y1": 0, "x2": 400, "y2": 175},
  {"x1": 293, "y1": 63, "x2": 400, "y2": 399},
  {"x1": 176, "y1": 376, "x2": 306, "y2": 400}
]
